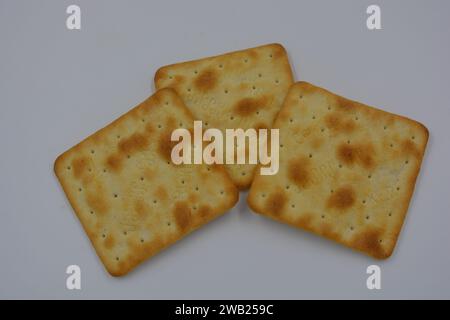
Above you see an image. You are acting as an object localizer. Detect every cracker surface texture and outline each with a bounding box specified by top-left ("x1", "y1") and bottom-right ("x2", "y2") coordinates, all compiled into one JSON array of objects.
[
  {"x1": 154, "y1": 43, "x2": 294, "y2": 189},
  {"x1": 248, "y1": 82, "x2": 428, "y2": 259},
  {"x1": 54, "y1": 89, "x2": 238, "y2": 276}
]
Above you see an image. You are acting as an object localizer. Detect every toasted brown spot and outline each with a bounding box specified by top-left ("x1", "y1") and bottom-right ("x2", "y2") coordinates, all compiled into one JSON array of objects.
[
  {"x1": 311, "y1": 137, "x2": 324, "y2": 150},
  {"x1": 342, "y1": 120, "x2": 356, "y2": 133},
  {"x1": 173, "y1": 201, "x2": 192, "y2": 231},
  {"x1": 255, "y1": 122, "x2": 269, "y2": 131},
  {"x1": 172, "y1": 74, "x2": 185, "y2": 86},
  {"x1": 155, "y1": 185, "x2": 168, "y2": 202},
  {"x1": 199, "y1": 205, "x2": 212, "y2": 218},
  {"x1": 144, "y1": 168, "x2": 156, "y2": 180},
  {"x1": 145, "y1": 123, "x2": 154, "y2": 134},
  {"x1": 296, "y1": 213, "x2": 313, "y2": 229},
  {"x1": 327, "y1": 186, "x2": 355, "y2": 211},
  {"x1": 233, "y1": 96, "x2": 269, "y2": 117},
  {"x1": 337, "y1": 144, "x2": 355, "y2": 165},
  {"x1": 106, "y1": 154, "x2": 123, "y2": 172},
  {"x1": 352, "y1": 228, "x2": 385, "y2": 258},
  {"x1": 276, "y1": 107, "x2": 291, "y2": 122},
  {"x1": 335, "y1": 96, "x2": 356, "y2": 112},
  {"x1": 272, "y1": 44, "x2": 287, "y2": 59},
  {"x1": 265, "y1": 191, "x2": 287, "y2": 216},
  {"x1": 118, "y1": 133, "x2": 149, "y2": 155},
  {"x1": 194, "y1": 69, "x2": 217, "y2": 92},
  {"x1": 288, "y1": 156, "x2": 311, "y2": 189},
  {"x1": 72, "y1": 156, "x2": 89, "y2": 179},
  {"x1": 188, "y1": 193, "x2": 199, "y2": 203},
  {"x1": 248, "y1": 49, "x2": 259, "y2": 59},
  {"x1": 104, "y1": 234, "x2": 115, "y2": 249},
  {"x1": 295, "y1": 82, "x2": 317, "y2": 94},
  {"x1": 401, "y1": 139, "x2": 420, "y2": 158},
  {"x1": 336, "y1": 143, "x2": 375, "y2": 169},
  {"x1": 134, "y1": 200, "x2": 149, "y2": 218},
  {"x1": 325, "y1": 114, "x2": 340, "y2": 130},
  {"x1": 325, "y1": 113, "x2": 355, "y2": 133},
  {"x1": 165, "y1": 116, "x2": 177, "y2": 128},
  {"x1": 155, "y1": 68, "x2": 168, "y2": 82},
  {"x1": 157, "y1": 130, "x2": 178, "y2": 162},
  {"x1": 86, "y1": 191, "x2": 109, "y2": 215}
]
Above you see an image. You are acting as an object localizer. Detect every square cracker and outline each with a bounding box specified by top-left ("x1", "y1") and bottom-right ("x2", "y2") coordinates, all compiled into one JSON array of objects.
[
  {"x1": 248, "y1": 82, "x2": 428, "y2": 259},
  {"x1": 54, "y1": 88, "x2": 238, "y2": 276},
  {"x1": 154, "y1": 43, "x2": 294, "y2": 189}
]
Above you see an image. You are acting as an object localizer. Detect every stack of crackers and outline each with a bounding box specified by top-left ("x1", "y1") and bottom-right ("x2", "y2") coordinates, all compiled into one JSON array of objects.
[{"x1": 55, "y1": 44, "x2": 428, "y2": 276}]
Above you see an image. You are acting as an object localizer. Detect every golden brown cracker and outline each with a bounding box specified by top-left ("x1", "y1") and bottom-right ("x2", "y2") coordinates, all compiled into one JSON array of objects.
[
  {"x1": 154, "y1": 43, "x2": 294, "y2": 189},
  {"x1": 54, "y1": 89, "x2": 238, "y2": 276},
  {"x1": 248, "y1": 82, "x2": 428, "y2": 259}
]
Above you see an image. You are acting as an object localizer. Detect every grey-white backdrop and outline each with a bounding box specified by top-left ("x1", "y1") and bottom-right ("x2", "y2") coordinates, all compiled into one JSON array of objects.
[{"x1": 1, "y1": 0, "x2": 449, "y2": 299}]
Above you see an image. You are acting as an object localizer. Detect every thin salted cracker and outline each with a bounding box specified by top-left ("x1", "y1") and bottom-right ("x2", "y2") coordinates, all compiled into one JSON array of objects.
[
  {"x1": 154, "y1": 43, "x2": 294, "y2": 189},
  {"x1": 54, "y1": 89, "x2": 238, "y2": 276},
  {"x1": 248, "y1": 82, "x2": 428, "y2": 259}
]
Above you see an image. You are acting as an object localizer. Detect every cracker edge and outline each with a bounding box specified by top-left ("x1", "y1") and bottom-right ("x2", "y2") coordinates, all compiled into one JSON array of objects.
[
  {"x1": 247, "y1": 81, "x2": 429, "y2": 259},
  {"x1": 154, "y1": 43, "x2": 293, "y2": 85},
  {"x1": 54, "y1": 88, "x2": 239, "y2": 276}
]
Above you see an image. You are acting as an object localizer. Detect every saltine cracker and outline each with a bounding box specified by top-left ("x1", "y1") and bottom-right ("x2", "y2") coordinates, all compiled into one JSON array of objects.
[
  {"x1": 248, "y1": 82, "x2": 428, "y2": 259},
  {"x1": 154, "y1": 43, "x2": 294, "y2": 189},
  {"x1": 55, "y1": 89, "x2": 238, "y2": 276}
]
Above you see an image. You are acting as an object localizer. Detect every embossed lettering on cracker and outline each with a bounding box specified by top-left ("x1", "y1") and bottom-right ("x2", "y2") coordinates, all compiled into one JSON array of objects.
[
  {"x1": 154, "y1": 43, "x2": 294, "y2": 189},
  {"x1": 54, "y1": 89, "x2": 238, "y2": 276},
  {"x1": 247, "y1": 82, "x2": 428, "y2": 259}
]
